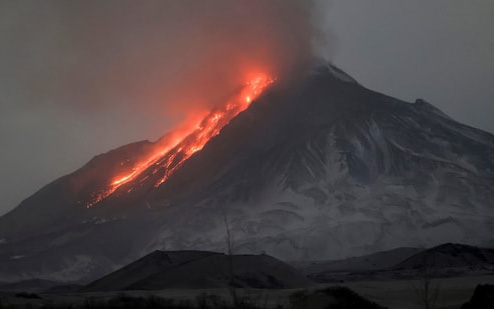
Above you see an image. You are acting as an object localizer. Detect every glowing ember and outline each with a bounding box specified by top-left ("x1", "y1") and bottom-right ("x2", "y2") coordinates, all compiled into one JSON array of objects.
[{"x1": 87, "y1": 74, "x2": 274, "y2": 207}]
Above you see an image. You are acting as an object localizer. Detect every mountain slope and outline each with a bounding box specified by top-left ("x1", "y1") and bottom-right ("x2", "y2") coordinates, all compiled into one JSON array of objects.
[
  {"x1": 296, "y1": 247, "x2": 423, "y2": 275},
  {"x1": 0, "y1": 63, "x2": 493, "y2": 282},
  {"x1": 84, "y1": 250, "x2": 312, "y2": 291},
  {"x1": 141, "y1": 63, "x2": 494, "y2": 260},
  {"x1": 392, "y1": 243, "x2": 494, "y2": 270}
]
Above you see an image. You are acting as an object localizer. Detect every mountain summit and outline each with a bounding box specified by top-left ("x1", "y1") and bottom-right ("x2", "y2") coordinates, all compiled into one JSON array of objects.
[{"x1": 1, "y1": 63, "x2": 493, "y2": 282}]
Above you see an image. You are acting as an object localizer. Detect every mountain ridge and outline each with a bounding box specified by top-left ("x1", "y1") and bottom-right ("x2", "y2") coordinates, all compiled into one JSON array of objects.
[
  {"x1": 0, "y1": 63, "x2": 493, "y2": 282},
  {"x1": 83, "y1": 250, "x2": 312, "y2": 291}
]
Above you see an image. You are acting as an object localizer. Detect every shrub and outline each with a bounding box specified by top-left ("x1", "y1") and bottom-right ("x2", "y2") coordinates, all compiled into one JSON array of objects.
[
  {"x1": 322, "y1": 287, "x2": 386, "y2": 309},
  {"x1": 288, "y1": 287, "x2": 387, "y2": 309},
  {"x1": 462, "y1": 284, "x2": 494, "y2": 309},
  {"x1": 15, "y1": 292, "x2": 42, "y2": 299}
]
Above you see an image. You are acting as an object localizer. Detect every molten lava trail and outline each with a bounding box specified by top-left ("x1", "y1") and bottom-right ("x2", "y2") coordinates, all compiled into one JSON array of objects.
[{"x1": 87, "y1": 74, "x2": 274, "y2": 207}]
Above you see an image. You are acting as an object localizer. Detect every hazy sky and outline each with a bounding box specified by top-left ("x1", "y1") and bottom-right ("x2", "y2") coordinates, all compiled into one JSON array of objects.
[
  {"x1": 325, "y1": 1, "x2": 494, "y2": 132},
  {"x1": 0, "y1": 1, "x2": 493, "y2": 215}
]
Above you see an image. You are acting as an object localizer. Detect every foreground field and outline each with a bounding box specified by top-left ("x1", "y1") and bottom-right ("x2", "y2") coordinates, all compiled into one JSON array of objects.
[
  {"x1": 1, "y1": 275, "x2": 493, "y2": 308},
  {"x1": 342, "y1": 275, "x2": 494, "y2": 309}
]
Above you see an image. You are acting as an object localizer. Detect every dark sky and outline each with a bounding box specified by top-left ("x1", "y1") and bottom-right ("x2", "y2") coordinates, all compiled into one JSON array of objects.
[{"x1": 1, "y1": 1, "x2": 493, "y2": 215}]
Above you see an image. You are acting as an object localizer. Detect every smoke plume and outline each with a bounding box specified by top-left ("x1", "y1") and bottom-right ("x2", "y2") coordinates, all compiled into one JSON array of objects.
[
  {"x1": 0, "y1": 0, "x2": 333, "y2": 215},
  {"x1": 3, "y1": 0, "x2": 326, "y2": 127}
]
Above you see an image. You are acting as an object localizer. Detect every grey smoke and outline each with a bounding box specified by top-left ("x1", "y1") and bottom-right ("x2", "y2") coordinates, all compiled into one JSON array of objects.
[{"x1": 0, "y1": 0, "x2": 323, "y2": 215}]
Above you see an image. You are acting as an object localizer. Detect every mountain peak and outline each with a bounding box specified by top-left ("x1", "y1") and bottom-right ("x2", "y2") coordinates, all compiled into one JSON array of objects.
[
  {"x1": 310, "y1": 58, "x2": 358, "y2": 84},
  {"x1": 414, "y1": 98, "x2": 451, "y2": 119},
  {"x1": 310, "y1": 59, "x2": 359, "y2": 84},
  {"x1": 1, "y1": 59, "x2": 494, "y2": 282}
]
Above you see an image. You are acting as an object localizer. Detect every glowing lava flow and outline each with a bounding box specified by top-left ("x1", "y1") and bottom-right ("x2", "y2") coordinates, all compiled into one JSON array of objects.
[{"x1": 87, "y1": 74, "x2": 274, "y2": 207}]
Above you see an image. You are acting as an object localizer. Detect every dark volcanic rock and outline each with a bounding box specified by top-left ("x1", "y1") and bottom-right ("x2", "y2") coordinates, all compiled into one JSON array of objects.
[{"x1": 83, "y1": 250, "x2": 312, "y2": 291}]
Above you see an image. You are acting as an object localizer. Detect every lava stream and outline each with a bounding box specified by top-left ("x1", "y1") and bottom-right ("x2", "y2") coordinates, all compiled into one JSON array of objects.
[{"x1": 87, "y1": 74, "x2": 274, "y2": 207}]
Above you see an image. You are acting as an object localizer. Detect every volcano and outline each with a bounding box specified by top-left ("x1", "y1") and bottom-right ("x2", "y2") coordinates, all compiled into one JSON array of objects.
[{"x1": 1, "y1": 63, "x2": 493, "y2": 282}]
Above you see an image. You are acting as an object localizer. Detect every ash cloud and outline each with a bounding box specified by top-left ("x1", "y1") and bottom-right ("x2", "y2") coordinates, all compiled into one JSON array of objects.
[
  {"x1": 0, "y1": 0, "x2": 331, "y2": 215},
  {"x1": 2, "y1": 0, "x2": 327, "y2": 121}
]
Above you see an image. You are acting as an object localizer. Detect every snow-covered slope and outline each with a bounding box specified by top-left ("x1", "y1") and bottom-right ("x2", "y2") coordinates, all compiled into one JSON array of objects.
[
  {"x1": 0, "y1": 63, "x2": 493, "y2": 281},
  {"x1": 142, "y1": 64, "x2": 494, "y2": 261}
]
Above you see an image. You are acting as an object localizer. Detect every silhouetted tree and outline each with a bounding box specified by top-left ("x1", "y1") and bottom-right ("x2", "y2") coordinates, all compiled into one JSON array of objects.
[
  {"x1": 223, "y1": 213, "x2": 239, "y2": 307},
  {"x1": 413, "y1": 253, "x2": 440, "y2": 309}
]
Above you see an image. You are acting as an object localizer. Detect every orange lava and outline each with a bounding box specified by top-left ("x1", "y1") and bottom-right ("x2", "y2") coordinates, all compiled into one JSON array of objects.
[{"x1": 87, "y1": 74, "x2": 274, "y2": 207}]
